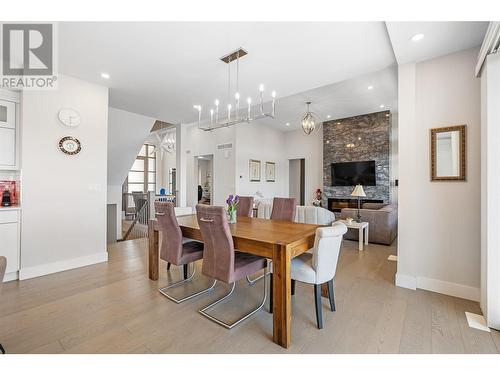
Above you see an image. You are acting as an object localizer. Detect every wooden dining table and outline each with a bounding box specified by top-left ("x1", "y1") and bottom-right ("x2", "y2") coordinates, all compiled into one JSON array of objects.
[{"x1": 148, "y1": 214, "x2": 319, "y2": 348}]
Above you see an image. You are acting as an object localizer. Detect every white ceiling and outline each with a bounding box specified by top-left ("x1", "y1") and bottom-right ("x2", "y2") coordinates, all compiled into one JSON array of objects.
[
  {"x1": 254, "y1": 65, "x2": 397, "y2": 132},
  {"x1": 58, "y1": 22, "x2": 488, "y2": 130},
  {"x1": 58, "y1": 22, "x2": 395, "y2": 124},
  {"x1": 386, "y1": 21, "x2": 488, "y2": 64}
]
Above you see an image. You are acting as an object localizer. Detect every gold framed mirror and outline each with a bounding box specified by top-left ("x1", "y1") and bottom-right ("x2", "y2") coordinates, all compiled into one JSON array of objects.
[{"x1": 430, "y1": 125, "x2": 466, "y2": 181}]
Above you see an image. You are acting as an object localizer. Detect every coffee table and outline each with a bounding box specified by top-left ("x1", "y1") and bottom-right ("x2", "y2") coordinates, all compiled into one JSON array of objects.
[{"x1": 336, "y1": 220, "x2": 369, "y2": 251}]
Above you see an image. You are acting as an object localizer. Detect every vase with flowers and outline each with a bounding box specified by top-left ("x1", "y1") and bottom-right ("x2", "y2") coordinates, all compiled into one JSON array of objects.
[{"x1": 226, "y1": 194, "x2": 239, "y2": 224}]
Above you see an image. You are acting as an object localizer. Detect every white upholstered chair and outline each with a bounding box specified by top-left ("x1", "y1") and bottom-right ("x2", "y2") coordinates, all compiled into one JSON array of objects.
[
  {"x1": 270, "y1": 222, "x2": 347, "y2": 329},
  {"x1": 259, "y1": 203, "x2": 335, "y2": 225},
  {"x1": 295, "y1": 205, "x2": 336, "y2": 225},
  {"x1": 257, "y1": 201, "x2": 273, "y2": 219}
]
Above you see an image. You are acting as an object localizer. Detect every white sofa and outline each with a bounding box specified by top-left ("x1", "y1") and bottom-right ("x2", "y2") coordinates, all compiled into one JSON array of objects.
[{"x1": 257, "y1": 203, "x2": 335, "y2": 225}]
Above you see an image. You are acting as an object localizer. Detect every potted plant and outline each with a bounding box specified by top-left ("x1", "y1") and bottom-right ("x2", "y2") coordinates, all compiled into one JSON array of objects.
[{"x1": 226, "y1": 194, "x2": 239, "y2": 224}]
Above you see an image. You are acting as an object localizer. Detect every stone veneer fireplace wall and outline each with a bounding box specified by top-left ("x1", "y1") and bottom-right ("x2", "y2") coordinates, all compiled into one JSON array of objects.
[{"x1": 322, "y1": 110, "x2": 391, "y2": 207}]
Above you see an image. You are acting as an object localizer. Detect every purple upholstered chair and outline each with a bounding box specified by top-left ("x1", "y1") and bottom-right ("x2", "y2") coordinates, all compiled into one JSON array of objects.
[
  {"x1": 236, "y1": 196, "x2": 254, "y2": 217},
  {"x1": 155, "y1": 202, "x2": 215, "y2": 303},
  {"x1": 270, "y1": 197, "x2": 297, "y2": 221},
  {"x1": 196, "y1": 204, "x2": 267, "y2": 329}
]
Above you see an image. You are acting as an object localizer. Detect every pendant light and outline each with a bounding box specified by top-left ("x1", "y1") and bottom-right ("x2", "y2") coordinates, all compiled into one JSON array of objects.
[{"x1": 301, "y1": 101, "x2": 316, "y2": 135}]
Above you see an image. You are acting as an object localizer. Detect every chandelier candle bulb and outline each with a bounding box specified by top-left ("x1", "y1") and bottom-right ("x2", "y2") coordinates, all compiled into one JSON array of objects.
[
  {"x1": 247, "y1": 97, "x2": 252, "y2": 119},
  {"x1": 227, "y1": 104, "x2": 232, "y2": 122},
  {"x1": 210, "y1": 109, "x2": 214, "y2": 126}
]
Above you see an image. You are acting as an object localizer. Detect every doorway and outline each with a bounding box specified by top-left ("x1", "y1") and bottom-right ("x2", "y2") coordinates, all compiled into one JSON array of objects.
[
  {"x1": 195, "y1": 154, "x2": 213, "y2": 205},
  {"x1": 289, "y1": 158, "x2": 305, "y2": 206}
]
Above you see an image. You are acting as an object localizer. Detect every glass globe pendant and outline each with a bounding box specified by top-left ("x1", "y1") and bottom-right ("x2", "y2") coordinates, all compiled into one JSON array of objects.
[{"x1": 301, "y1": 101, "x2": 316, "y2": 135}]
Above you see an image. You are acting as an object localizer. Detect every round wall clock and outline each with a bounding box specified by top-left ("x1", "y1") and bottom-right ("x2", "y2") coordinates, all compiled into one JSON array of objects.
[
  {"x1": 58, "y1": 108, "x2": 81, "y2": 127},
  {"x1": 58, "y1": 136, "x2": 82, "y2": 155}
]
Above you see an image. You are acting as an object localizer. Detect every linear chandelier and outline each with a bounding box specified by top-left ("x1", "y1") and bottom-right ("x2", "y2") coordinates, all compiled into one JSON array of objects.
[{"x1": 193, "y1": 48, "x2": 276, "y2": 131}]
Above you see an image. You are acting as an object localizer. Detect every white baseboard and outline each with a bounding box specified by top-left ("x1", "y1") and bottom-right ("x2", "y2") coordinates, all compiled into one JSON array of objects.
[
  {"x1": 3, "y1": 271, "x2": 19, "y2": 282},
  {"x1": 395, "y1": 273, "x2": 417, "y2": 290},
  {"x1": 417, "y1": 276, "x2": 480, "y2": 302},
  {"x1": 19, "y1": 252, "x2": 108, "y2": 280},
  {"x1": 395, "y1": 273, "x2": 480, "y2": 301}
]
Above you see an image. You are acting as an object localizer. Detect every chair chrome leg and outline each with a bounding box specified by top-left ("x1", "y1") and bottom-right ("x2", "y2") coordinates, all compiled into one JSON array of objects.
[
  {"x1": 245, "y1": 269, "x2": 271, "y2": 285},
  {"x1": 159, "y1": 263, "x2": 217, "y2": 304},
  {"x1": 199, "y1": 269, "x2": 267, "y2": 329}
]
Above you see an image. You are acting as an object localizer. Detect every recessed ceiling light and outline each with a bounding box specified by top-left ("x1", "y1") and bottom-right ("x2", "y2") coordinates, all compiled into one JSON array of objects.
[
  {"x1": 336, "y1": 122, "x2": 341, "y2": 125},
  {"x1": 379, "y1": 104, "x2": 385, "y2": 108},
  {"x1": 327, "y1": 115, "x2": 331, "y2": 119},
  {"x1": 326, "y1": 140, "x2": 330, "y2": 144},
  {"x1": 286, "y1": 122, "x2": 290, "y2": 126},
  {"x1": 101, "y1": 72, "x2": 110, "y2": 79},
  {"x1": 411, "y1": 33, "x2": 424, "y2": 42},
  {"x1": 367, "y1": 85, "x2": 374, "y2": 90}
]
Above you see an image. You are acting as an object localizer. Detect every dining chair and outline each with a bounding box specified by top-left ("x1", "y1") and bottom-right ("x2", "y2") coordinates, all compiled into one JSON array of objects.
[
  {"x1": 155, "y1": 201, "x2": 216, "y2": 303},
  {"x1": 269, "y1": 222, "x2": 347, "y2": 329},
  {"x1": 270, "y1": 197, "x2": 297, "y2": 221},
  {"x1": 0, "y1": 256, "x2": 6, "y2": 354},
  {"x1": 236, "y1": 196, "x2": 254, "y2": 217},
  {"x1": 196, "y1": 204, "x2": 268, "y2": 329}
]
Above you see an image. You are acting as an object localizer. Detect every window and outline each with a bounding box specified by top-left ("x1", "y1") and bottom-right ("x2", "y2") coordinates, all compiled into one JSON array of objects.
[{"x1": 127, "y1": 144, "x2": 156, "y2": 193}]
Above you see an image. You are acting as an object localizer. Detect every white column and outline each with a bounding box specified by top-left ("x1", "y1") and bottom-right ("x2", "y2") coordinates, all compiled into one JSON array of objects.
[
  {"x1": 175, "y1": 123, "x2": 188, "y2": 207},
  {"x1": 395, "y1": 63, "x2": 418, "y2": 290},
  {"x1": 481, "y1": 52, "x2": 500, "y2": 330}
]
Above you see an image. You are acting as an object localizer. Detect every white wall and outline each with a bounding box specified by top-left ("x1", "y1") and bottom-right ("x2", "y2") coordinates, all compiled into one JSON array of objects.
[
  {"x1": 480, "y1": 52, "x2": 500, "y2": 329},
  {"x1": 20, "y1": 74, "x2": 109, "y2": 279},
  {"x1": 284, "y1": 127, "x2": 323, "y2": 205},
  {"x1": 184, "y1": 122, "x2": 313, "y2": 208},
  {"x1": 185, "y1": 125, "x2": 236, "y2": 207},
  {"x1": 107, "y1": 107, "x2": 156, "y2": 187},
  {"x1": 235, "y1": 123, "x2": 288, "y2": 199},
  {"x1": 107, "y1": 107, "x2": 155, "y2": 238},
  {"x1": 397, "y1": 48, "x2": 481, "y2": 301}
]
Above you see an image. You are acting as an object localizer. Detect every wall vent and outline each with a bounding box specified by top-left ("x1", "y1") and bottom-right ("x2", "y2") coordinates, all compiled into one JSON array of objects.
[{"x1": 217, "y1": 143, "x2": 233, "y2": 150}]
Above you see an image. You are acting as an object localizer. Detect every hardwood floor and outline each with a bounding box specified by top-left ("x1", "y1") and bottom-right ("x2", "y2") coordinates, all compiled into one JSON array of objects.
[{"x1": 1, "y1": 238, "x2": 498, "y2": 354}]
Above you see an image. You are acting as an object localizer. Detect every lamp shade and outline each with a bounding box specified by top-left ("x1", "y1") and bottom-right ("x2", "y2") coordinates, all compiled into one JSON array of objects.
[{"x1": 351, "y1": 184, "x2": 366, "y2": 197}]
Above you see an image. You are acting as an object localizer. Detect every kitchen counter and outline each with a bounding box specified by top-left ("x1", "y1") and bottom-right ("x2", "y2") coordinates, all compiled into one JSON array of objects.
[{"x1": 0, "y1": 205, "x2": 21, "y2": 211}]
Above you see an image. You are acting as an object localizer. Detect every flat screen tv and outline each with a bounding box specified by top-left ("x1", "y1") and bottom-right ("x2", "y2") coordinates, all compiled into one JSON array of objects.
[{"x1": 331, "y1": 160, "x2": 376, "y2": 186}]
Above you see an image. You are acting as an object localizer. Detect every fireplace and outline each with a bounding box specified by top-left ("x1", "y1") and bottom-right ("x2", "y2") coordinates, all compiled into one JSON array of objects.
[{"x1": 327, "y1": 197, "x2": 383, "y2": 213}]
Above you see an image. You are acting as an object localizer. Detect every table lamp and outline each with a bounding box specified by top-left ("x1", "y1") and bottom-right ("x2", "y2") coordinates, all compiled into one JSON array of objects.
[{"x1": 350, "y1": 184, "x2": 366, "y2": 222}]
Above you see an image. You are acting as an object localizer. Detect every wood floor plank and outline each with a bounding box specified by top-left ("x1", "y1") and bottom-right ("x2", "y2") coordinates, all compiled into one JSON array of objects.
[
  {"x1": 454, "y1": 298, "x2": 498, "y2": 354},
  {"x1": 491, "y1": 329, "x2": 500, "y2": 353},
  {"x1": 429, "y1": 293, "x2": 465, "y2": 353},
  {"x1": 399, "y1": 290, "x2": 433, "y2": 353}
]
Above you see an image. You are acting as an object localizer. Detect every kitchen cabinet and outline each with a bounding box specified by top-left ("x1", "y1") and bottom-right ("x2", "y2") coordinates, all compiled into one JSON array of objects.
[
  {"x1": 0, "y1": 97, "x2": 18, "y2": 169},
  {"x1": 0, "y1": 208, "x2": 20, "y2": 281}
]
